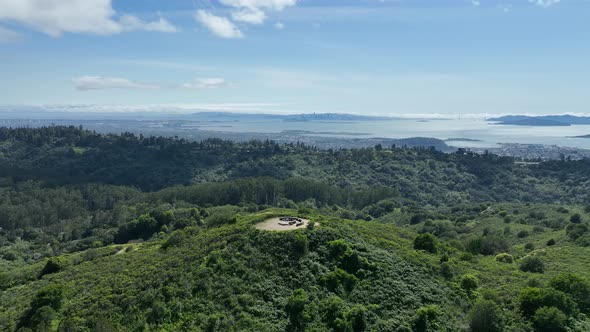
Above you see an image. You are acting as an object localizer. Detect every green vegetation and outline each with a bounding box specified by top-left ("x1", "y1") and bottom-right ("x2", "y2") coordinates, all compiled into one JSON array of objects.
[
  {"x1": 468, "y1": 299, "x2": 504, "y2": 332},
  {"x1": 520, "y1": 256, "x2": 546, "y2": 273},
  {"x1": 1, "y1": 127, "x2": 590, "y2": 331}
]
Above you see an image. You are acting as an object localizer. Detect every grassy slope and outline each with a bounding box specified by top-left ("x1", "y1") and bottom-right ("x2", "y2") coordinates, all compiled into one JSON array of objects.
[
  {"x1": 385, "y1": 203, "x2": 590, "y2": 329},
  {"x1": 2, "y1": 206, "x2": 589, "y2": 331},
  {"x1": 0, "y1": 210, "x2": 460, "y2": 331}
]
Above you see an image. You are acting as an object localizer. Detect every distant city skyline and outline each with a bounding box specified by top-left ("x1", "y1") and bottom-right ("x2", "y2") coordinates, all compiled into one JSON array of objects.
[{"x1": 1, "y1": 0, "x2": 589, "y2": 116}]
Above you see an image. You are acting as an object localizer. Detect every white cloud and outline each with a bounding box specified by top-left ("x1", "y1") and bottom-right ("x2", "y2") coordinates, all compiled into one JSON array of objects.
[
  {"x1": 118, "y1": 15, "x2": 177, "y2": 33},
  {"x1": 231, "y1": 8, "x2": 266, "y2": 24},
  {"x1": 73, "y1": 76, "x2": 158, "y2": 91},
  {"x1": 194, "y1": 0, "x2": 298, "y2": 38},
  {"x1": 0, "y1": 26, "x2": 22, "y2": 42},
  {"x1": 0, "y1": 0, "x2": 177, "y2": 37},
  {"x1": 222, "y1": 0, "x2": 297, "y2": 24},
  {"x1": 471, "y1": 0, "x2": 480, "y2": 6},
  {"x1": 219, "y1": 0, "x2": 298, "y2": 11},
  {"x1": 12, "y1": 103, "x2": 283, "y2": 114},
  {"x1": 195, "y1": 10, "x2": 243, "y2": 39},
  {"x1": 181, "y1": 78, "x2": 226, "y2": 89},
  {"x1": 274, "y1": 22, "x2": 285, "y2": 29},
  {"x1": 529, "y1": 0, "x2": 560, "y2": 7}
]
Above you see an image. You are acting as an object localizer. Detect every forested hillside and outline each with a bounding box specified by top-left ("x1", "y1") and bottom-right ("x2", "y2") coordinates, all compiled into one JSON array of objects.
[{"x1": 1, "y1": 127, "x2": 590, "y2": 331}]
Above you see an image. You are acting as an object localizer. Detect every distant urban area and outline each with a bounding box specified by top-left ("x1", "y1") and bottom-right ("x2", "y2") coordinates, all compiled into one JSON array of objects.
[{"x1": 2, "y1": 117, "x2": 589, "y2": 161}]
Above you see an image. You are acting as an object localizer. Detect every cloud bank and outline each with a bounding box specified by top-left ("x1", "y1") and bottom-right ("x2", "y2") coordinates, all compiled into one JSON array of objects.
[
  {"x1": 73, "y1": 76, "x2": 159, "y2": 91},
  {"x1": 0, "y1": 0, "x2": 177, "y2": 37},
  {"x1": 196, "y1": 0, "x2": 297, "y2": 38},
  {"x1": 529, "y1": 0, "x2": 561, "y2": 7},
  {"x1": 195, "y1": 10, "x2": 244, "y2": 39},
  {"x1": 181, "y1": 78, "x2": 227, "y2": 89}
]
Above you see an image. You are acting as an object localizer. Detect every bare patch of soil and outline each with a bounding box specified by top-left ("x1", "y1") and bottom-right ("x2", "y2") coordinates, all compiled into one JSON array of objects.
[{"x1": 255, "y1": 217, "x2": 317, "y2": 231}]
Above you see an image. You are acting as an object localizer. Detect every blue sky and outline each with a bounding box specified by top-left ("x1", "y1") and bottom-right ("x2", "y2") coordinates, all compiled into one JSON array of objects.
[{"x1": 0, "y1": 0, "x2": 589, "y2": 116}]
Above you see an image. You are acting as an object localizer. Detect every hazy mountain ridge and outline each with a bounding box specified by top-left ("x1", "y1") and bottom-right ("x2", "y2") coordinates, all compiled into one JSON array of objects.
[{"x1": 489, "y1": 115, "x2": 590, "y2": 126}]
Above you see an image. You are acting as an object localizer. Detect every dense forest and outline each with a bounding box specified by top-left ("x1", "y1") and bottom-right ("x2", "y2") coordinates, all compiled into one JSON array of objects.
[{"x1": 1, "y1": 126, "x2": 590, "y2": 331}]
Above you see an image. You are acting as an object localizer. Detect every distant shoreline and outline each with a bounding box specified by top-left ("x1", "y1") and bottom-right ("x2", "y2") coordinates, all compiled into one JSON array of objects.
[
  {"x1": 444, "y1": 138, "x2": 483, "y2": 142},
  {"x1": 281, "y1": 130, "x2": 371, "y2": 136},
  {"x1": 487, "y1": 115, "x2": 590, "y2": 127}
]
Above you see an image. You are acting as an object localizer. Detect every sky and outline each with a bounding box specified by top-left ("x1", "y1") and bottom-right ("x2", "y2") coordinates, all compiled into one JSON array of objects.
[{"x1": 0, "y1": 0, "x2": 589, "y2": 116}]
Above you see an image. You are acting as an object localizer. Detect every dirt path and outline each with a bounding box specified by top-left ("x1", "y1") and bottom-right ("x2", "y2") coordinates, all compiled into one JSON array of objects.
[{"x1": 255, "y1": 217, "x2": 316, "y2": 231}]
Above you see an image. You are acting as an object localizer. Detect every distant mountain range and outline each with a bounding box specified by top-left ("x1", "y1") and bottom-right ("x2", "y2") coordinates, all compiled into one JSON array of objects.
[
  {"x1": 488, "y1": 115, "x2": 590, "y2": 126},
  {"x1": 0, "y1": 107, "x2": 397, "y2": 122}
]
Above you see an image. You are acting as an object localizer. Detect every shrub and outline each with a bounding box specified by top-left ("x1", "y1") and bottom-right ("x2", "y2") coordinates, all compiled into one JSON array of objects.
[
  {"x1": 206, "y1": 213, "x2": 237, "y2": 228},
  {"x1": 575, "y1": 235, "x2": 590, "y2": 247},
  {"x1": 524, "y1": 243, "x2": 535, "y2": 251},
  {"x1": 440, "y1": 262, "x2": 453, "y2": 279},
  {"x1": 322, "y1": 268, "x2": 358, "y2": 293},
  {"x1": 527, "y1": 277, "x2": 543, "y2": 288},
  {"x1": 1, "y1": 250, "x2": 18, "y2": 261},
  {"x1": 410, "y1": 214, "x2": 426, "y2": 225},
  {"x1": 570, "y1": 213, "x2": 582, "y2": 224},
  {"x1": 468, "y1": 299, "x2": 504, "y2": 332},
  {"x1": 517, "y1": 230, "x2": 530, "y2": 238},
  {"x1": 549, "y1": 273, "x2": 590, "y2": 313},
  {"x1": 413, "y1": 233, "x2": 437, "y2": 254},
  {"x1": 328, "y1": 239, "x2": 352, "y2": 258},
  {"x1": 519, "y1": 287, "x2": 576, "y2": 317},
  {"x1": 459, "y1": 252, "x2": 474, "y2": 262},
  {"x1": 532, "y1": 307, "x2": 568, "y2": 332},
  {"x1": 319, "y1": 296, "x2": 345, "y2": 330},
  {"x1": 480, "y1": 237, "x2": 509, "y2": 255},
  {"x1": 31, "y1": 285, "x2": 64, "y2": 311},
  {"x1": 58, "y1": 317, "x2": 87, "y2": 331},
  {"x1": 340, "y1": 210, "x2": 356, "y2": 220},
  {"x1": 40, "y1": 257, "x2": 69, "y2": 277},
  {"x1": 91, "y1": 240, "x2": 104, "y2": 248},
  {"x1": 161, "y1": 230, "x2": 187, "y2": 250},
  {"x1": 293, "y1": 233, "x2": 309, "y2": 258},
  {"x1": 468, "y1": 236, "x2": 508, "y2": 255},
  {"x1": 30, "y1": 306, "x2": 56, "y2": 331},
  {"x1": 557, "y1": 207, "x2": 569, "y2": 214},
  {"x1": 520, "y1": 256, "x2": 545, "y2": 273},
  {"x1": 520, "y1": 288, "x2": 544, "y2": 317},
  {"x1": 286, "y1": 289, "x2": 309, "y2": 331},
  {"x1": 345, "y1": 305, "x2": 368, "y2": 332},
  {"x1": 413, "y1": 305, "x2": 441, "y2": 332},
  {"x1": 546, "y1": 239, "x2": 556, "y2": 246},
  {"x1": 82, "y1": 249, "x2": 99, "y2": 262},
  {"x1": 298, "y1": 207, "x2": 311, "y2": 215},
  {"x1": 467, "y1": 238, "x2": 482, "y2": 254},
  {"x1": 460, "y1": 274, "x2": 479, "y2": 296},
  {"x1": 566, "y1": 224, "x2": 588, "y2": 240},
  {"x1": 495, "y1": 253, "x2": 514, "y2": 263}
]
